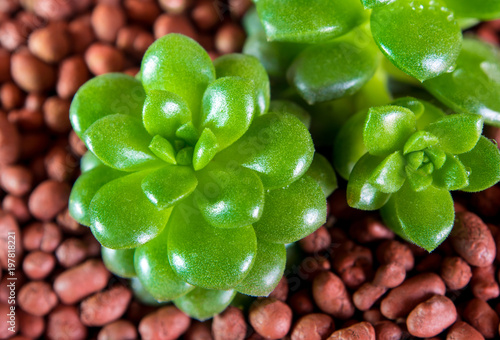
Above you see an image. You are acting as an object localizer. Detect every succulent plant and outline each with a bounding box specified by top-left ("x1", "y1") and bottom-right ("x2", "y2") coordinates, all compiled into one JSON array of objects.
[{"x1": 68, "y1": 33, "x2": 336, "y2": 320}]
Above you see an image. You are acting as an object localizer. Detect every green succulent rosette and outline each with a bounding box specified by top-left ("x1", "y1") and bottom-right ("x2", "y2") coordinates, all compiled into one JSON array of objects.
[
  {"x1": 68, "y1": 34, "x2": 336, "y2": 320},
  {"x1": 334, "y1": 97, "x2": 500, "y2": 251}
]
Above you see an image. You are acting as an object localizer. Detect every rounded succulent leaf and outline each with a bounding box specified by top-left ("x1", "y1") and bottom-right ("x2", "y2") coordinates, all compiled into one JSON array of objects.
[
  {"x1": 423, "y1": 39, "x2": 500, "y2": 127},
  {"x1": 101, "y1": 247, "x2": 136, "y2": 278},
  {"x1": 235, "y1": 241, "x2": 286, "y2": 296},
  {"x1": 361, "y1": 0, "x2": 396, "y2": 8},
  {"x1": 140, "y1": 34, "x2": 215, "y2": 116},
  {"x1": 253, "y1": 175, "x2": 326, "y2": 244},
  {"x1": 167, "y1": 203, "x2": 257, "y2": 290},
  {"x1": 442, "y1": 0, "x2": 500, "y2": 19},
  {"x1": 80, "y1": 151, "x2": 103, "y2": 173},
  {"x1": 432, "y1": 154, "x2": 469, "y2": 190},
  {"x1": 371, "y1": 0, "x2": 462, "y2": 81},
  {"x1": 269, "y1": 100, "x2": 311, "y2": 128},
  {"x1": 369, "y1": 151, "x2": 406, "y2": 194},
  {"x1": 216, "y1": 112, "x2": 314, "y2": 189},
  {"x1": 174, "y1": 288, "x2": 236, "y2": 321},
  {"x1": 70, "y1": 73, "x2": 145, "y2": 138},
  {"x1": 255, "y1": 0, "x2": 366, "y2": 43},
  {"x1": 89, "y1": 171, "x2": 173, "y2": 249},
  {"x1": 134, "y1": 226, "x2": 194, "y2": 301},
  {"x1": 305, "y1": 153, "x2": 338, "y2": 197},
  {"x1": 130, "y1": 277, "x2": 167, "y2": 306},
  {"x1": 194, "y1": 161, "x2": 265, "y2": 229}
]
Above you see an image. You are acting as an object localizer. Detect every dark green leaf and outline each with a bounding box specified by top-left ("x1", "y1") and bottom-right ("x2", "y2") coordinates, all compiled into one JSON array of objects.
[
  {"x1": 442, "y1": 0, "x2": 500, "y2": 20},
  {"x1": 101, "y1": 247, "x2": 136, "y2": 278},
  {"x1": 269, "y1": 100, "x2": 311, "y2": 129},
  {"x1": 426, "y1": 114, "x2": 483, "y2": 154},
  {"x1": 433, "y1": 154, "x2": 469, "y2": 190},
  {"x1": 425, "y1": 147, "x2": 447, "y2": 169},
  {"x1": 416, "y1": 100, "x2": 446, "y2": 130},
  {"x1": 405, "y1": 166, "x2": 433, "y2": 192},
  {"x1": 369, "y1": 151, "x2": 406, "y2": 193},
  {"x1": 391, "y1": 97, "x2": 425, "y2": 119},
  {"x1": 174, "y1": 288, "x2": 236, "y2": 321},
  {"x1": 306, "y1": 153, "x2": 338, "y2": 197}
]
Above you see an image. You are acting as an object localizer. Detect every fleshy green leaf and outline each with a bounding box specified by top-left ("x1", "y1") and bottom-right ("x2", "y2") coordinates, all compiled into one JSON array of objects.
[
  {"x1": 149, "y1": 135, "x2": 177, "y2": 165},
  {"x1": 306, "y1": 153, "x2": 338, "y2": 197},
  {"x1": 193, "y1": 128, "x2": 218, "y2": 171},
  {"x1": 101, "y1": 247, "x2": 136, "y2": 278},
  {"x1": 213, "y1": 54, "x2": 270, "y2": 116},
  {"x1": 176, "y1": 147, "x2": 194, "y2": 166},
  {"x1": 194, "y1": 161, "x2": 264, "y2": 229},
  {"x1": 287, "y1": 30, "x2": 379, "y2": 104},
  {"x1": 346, "y1": 153, "x2": 391, "y2": 210},
  {"x1": 406, "y1": 151, "x2": 424, "y2": 170},
  {"x1": 69, "y1": 166, "x2": 126, "y2": 226},
  {"x1": 416, "y1": 100, "x2": 446, "y2": 130},
  {"x1": 174, "y1": 288, "x2": 236, "y2": 321},
  {"x1": 380, "y1": 182, "x2": 454, "y2": 251},
  {"x1": 369, "y1": 151, "x2": 406, "y2": 193},
  {"x1": 458, "y1": 136, "x2": 500, "y2": 192},
  {"x1": 176, "y1": 122, "x2": 199, "y2": 146},
  {"x1": 235, "y1": 241, "x2": 286, "y2": 296},
  {"x1": 134, "y1": 226, "x2": 194, "y2": 301},
  {"x1": 84, "y1": 114, "x2": 163, "y2": 172},
  {"x1": 403, "y1": 131, "x2": 439, "y2": 154},
  {"x1": 423, "y1": 39, "x2": 500, "y2": 127},
  {"x1": 363, "y1": 105, "x2": 416, "y2": 156},
  {"x1": 425, "y1": 114, "x2": 483, "y2": 154},
  {"x1": 80, "y1": 151, "x2": 103, "y2": 173},
  {"x1": 130, "y1": 277, "x2": 167, "y2": 306},
  {"x1": 216, "y1": 112, "x2": 314, "y2": 189},
  {"x1": 405, "y1": 166, "x2": 433, "y2": 192},
  {"x1": 269, "y1": 100, "x2": 311, "y2": 129},
  {"x1": 253, "y1": 175, "x2": 326, "y2": 244},
  {"x1": 70, "y1": 73, "x2": 145, "y2": 138},
  {"x1": 361, "y1": 0, "x2": 396, "y2": 9},
  {"x1": 142, "y1": 90, "x2": 191, "y2": 142},
  {"x1": 442, "y1": 0, "x2": 500, "y2": 20},
  {"x1": 433, "y1": 154, "x2": 468, "y2": 190},
  {"x1": 140, "y1": 34, "x2": 215, "y2": 116},
  {"x1": 167, "y1": 203, "x2": 257, "y2": 290},
  {"x1": 89, "y1": 171, "x2": 173, "y2": 249},
  {"x1": 425, "y1": 147, "x2": 447, "y2": 169},
  {"x1": 141, "y1": 165, "x2": 198, "y2": 210},
  {"x1": 371, "y1": 0, "x2": 462, "y2": 81},
  {"x1": 255, "y1": 0, "x2": 366, "y2": 43},
  {"x1": 200, "y1": 77, "x2": 256, "y2": 150},
  {"x1": 391, "y1": 97, "x2": 425, "y2": 119}
]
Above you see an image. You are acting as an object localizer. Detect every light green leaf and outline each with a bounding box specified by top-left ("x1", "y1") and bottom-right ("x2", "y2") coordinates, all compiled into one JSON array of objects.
[
  {"x1": 253, "y1": 175, "x2": 326, "y2": 244},
  {"x1": 213, "y1": 54, "x2": 270, "y2": 116},
  {"x1": 90, "y1": 171, "x2": 173, "y2": 249},
  {"x1": 442, "y1": 0, "x2": 500, "y2": 20},
  {"x1": 369, "y1": 151, "x2": 406, "y2": 193},
  {"x1": 80, "y1": 151, "x2": 103, "y2": 173},
  {"x1": 403, "y1": 131, "x2": 439, "y2": 154},
  {"x1": 216, "y1": 112, "x2": 314, "y2": 189},
  {"x1": 406, "y1": 151, "x2": 424, "y2": 170},
  {"x1": 194, "y1": 161, "x2": 264, "y2": 229},
  {"x1": 346, "y1": 153, "x2": 391, "y2": 210},
  {"x1": 371, "y1": 0, "x2": 462, "y2": 81},
  {"x1": 140, "y1": 34, "x2": 215, "y2": 116},
  {"x1": 380, "y1": 182, "x2": 454, "y2": 251},
  {"x1": 149, "y1": 135, "x2": 177, "y2": 165},
  {"x1": 416, "y1": 100, "x2": 446, "y2": 130},
  {"x1": 193, "y1": 128, "x2": 218, "y2": 171},
  {"x1": 101, "y1": 247, "x2": 136, "y2": 278},
  {"x1": 176, "y1": 147, "x2": 194, "y2": 166},
  {"x1": 433, "y1": 154, "x2": 469, "y2": 190},
  {"x1": 174, "y1": 288, "x2": 236, "y2": 321},
  {"x1": 363, "y1": 105, "x2": 416, "y2": 156},
  {"x1": 255, "y1": 0, "x2": 366, "y2": 43},
  {"x1": 70, "y1": 73, "x2": 145, "y2": 138},
  {"x1": 425, "y1": 114, "x2": 483, "y2": 154},
  {"x1": 269, "y1": 100, "x2": 311, "y2": 129},
  {"x1": 141, "y1": 165, "x2": 198, "y2": 210},
  {"x1": 235, "y1": 241, "x2": 286, "y2": 296},
  {"x1": 405, "y1": 166, "x2": 433, "y2": 192},
  {"x1": 361, "y1": 0, "x2": 396, "y2": 8},
  {"x1": 200, "y1": 77, "x2": 256, "y2": 150},
  {"x1": 425, "y1": 147, "x2": 447, "y2": 169},
  {"x1": 391, "y1": 97, "x2": 425, "y2": 119},
  {"x1": 458, "y1": 136, "x2": 500, "y2": 192},
  {"x1": 84, "y1": 114, "x2": 163, "y2": 172},
  {"x1": 167, "y1": 203, "x2": 257, "y2": 290},
  {"x1": 306, "y1": 153, "x2": 338, "y2": 197},
  {"x1": 176, "y1": 122, "x2": 199, "y2": 146}
]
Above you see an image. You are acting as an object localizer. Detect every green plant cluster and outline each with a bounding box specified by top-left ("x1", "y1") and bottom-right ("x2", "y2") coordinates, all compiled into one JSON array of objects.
[{"x1": 68, "y1": 34, "x2": 336, "y2": 320}]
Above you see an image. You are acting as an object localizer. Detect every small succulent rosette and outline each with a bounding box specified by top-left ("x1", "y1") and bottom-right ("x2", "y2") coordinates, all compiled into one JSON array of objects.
[
  {"x1": 68, "y1": 34, "x2": 336, "y2": 320},
  {"x1": 334, "y1": 97, "x2": 500, "y2": 251}
]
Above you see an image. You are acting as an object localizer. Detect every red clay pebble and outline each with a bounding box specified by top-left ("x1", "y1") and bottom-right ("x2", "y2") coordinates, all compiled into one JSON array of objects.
[
  {"x1": 0, "y1": 165, "x2": 33, "y2": 196},
  {"x1": 377, "y1": 240, "x2": 414, "y2": 271},
  {"x1": 85, "y1": 43, "x2": 125, "y2": 75},
  {"x1": 139, "y1": 305, "x2": 191, "y2": 340},
  {"x1": 327, "y1": 321, "x2": 375, "y2": 340},
  {"x1": 268, "y1": 275, "x2": 288, "y2": 301},
  {"x1": 153, "y1": 14, "x2": 197, "y2": 40},
  {"x1": 372, "y1": 262, "x2": 406, "y2": 288},
  {"x1": 0, "y1": 212, "x2": 21, "y2": 269},
  {"x1": 192, "y1": 0, "x2": 220, "y2": 30},
  {"x1": 8, "y1": 108, "x2": 44, "y2": 131},
  {"x1": 312, "y1": 271, "x2": 355, "y2": 320},
  {"x1": 215, "y1": 23, "x2": 246, "y2": 54},
  {"x1": 450, "y1": 211, "x2": 496, "y2": 267},
  {"x1": 53, "y1": 259, "x2": 111, "y2": 304},
  {"x1": 55, "y1": 238, "x2": 88, "y2": 267},
  {"x1": 28, "y1": 24, "x2": 71, "y2": 64},
  {"x1": 471, "y1": 265, "x2": 499, "y2": 301},
  {"x1": 43, "y1": 96, "x2": 72, "y2": 133},
  {"x1": 353, "y1": 283, "x2": 387, "y2": 311},
  {"x1": 299, "y1": 226, "x2": 332, "y2": 253},
  {"x1": 406, "y1": 295, "x2": 457, "y2": 338},
  {"x1": 22, "y1": 222, "x2": 62, "y2": 252},
  {"x1": 3, "y1": 195, "x2": 30, "y2": 223},
  {"x1": 28, "y1": 180, "x2": 71, "y2": 221},
  {"x1": 46, "y1": 305, "x2": 88, "y2": 340},
  {"x1": 23, "y1": 251, "x2": 56, "y2": 280},
  {"x1": 299, "y1": 255, "x2": 331, "y2": 281},
  {"x1": 441, "y1": 256, "x2": 472, "y2": 290},
  {"x1": 18, "y1": 310, "x2": 44, "y2": 339},
  {"x1": 0, "y1": 20, "x2": 26, "y2": 52},
  {"x1": 363, "y1": 309, "x2": 384, "y2": 324},
  {"x1": 0, "y1": 303, "x2": 18, "y2": 338},
  {"x1": 91, "y1": 4, "x2": 126, "y2": 43},
  {"x1": 11, "y1": 50, "x2": 56, "y2": 92},
  {"x1": 291, "y1": 313, "x2": 335, "y2": 340},
  {"x1": 57, "y1": 56, "x2": 90, "y2": 99},
  {"x1": 0, "y1": 111, "x2": 20, "y2": 165},
  {"x1": 98, "y1": 319, "x2": 138, "y2": 340},
  {"x1": 289, "y1": 289, "x2": 315, "y2": 316},
  {"x1": 463, "y1": 298, "x2": 499, "y2": 338},
  {"x1": 374, "y1": 321, "x2": 402, "y2": 340},
  {"x1": 80, "y1": 285, "x2": 132, "y2": 326},
  {"x1": 68, "y1": 14, "x2": 96, "y2": 54},
  {"x1": 332, "y1": 241, "x2": 373, "y2": 289},
  {"x1": 1, "y1": 82, "x2": 24, "y2": 111},
  {"x1": 249, "y1": 298, "x2": 293, "y2": 340},
  {"x1": 69, "y1": 130, "x2": 87, "y2": 156},
  {"x1": 184, "y1": 321, "x2": 213, "y2": 340},
  {"x1": 447, "y1": 321, "x2": 485, "y2": 340},
  {"x1": 212, "y1": 306, "x2": 246, "y2": 340},
  {"x1": 350, "y1": 216, "x2": 395, "y2": 243},
  {"x1": 18, "y1": 281, "x2": 58, "y2": 316},
  {"x1": 124, "y1": 0, "x2": 161, "y2": 25},
  {"x1": 0, "y1": 49, "x2": 11, "y2": 83},
  {"x1": 380, "y1": 273, "x2": 446, "y2": 320}
]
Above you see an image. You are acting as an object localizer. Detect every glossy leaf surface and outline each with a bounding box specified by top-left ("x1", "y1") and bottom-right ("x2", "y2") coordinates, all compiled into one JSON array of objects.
[
  {"x1": 174, "y1": 288, "x2": 236, "y2": 321},
  {"x1": 101, "y1": 247, "x2": 136, "y2": 278},
  {"x1": 371, "y1": 0, "x2": 462, "y2": 81},
  {"x1": 361, "y1": 0, "x2": 396, "y2": 9},
  {"x1": 442, "y1": 0, "x2": 500, "y2": 19},
  {"x1": 89, "y1": 171, "x2": 172, "y2": 249},
  {"x1": 369, "y1": 151, "x2": 406, "y2": 193},
  {"x1": 269, "y1": 100, "x2": 311, "y2": 128},
  {"x1": 432, "y1": 154, "x2": 469, "y2": 190},
  {"x1": 80, "y1": 151, "x2": 103, "y2": 173},
  {"x1": 305, "y1": 153, "x2": 338, "y2": 197},
  {"x1": 403, "y1": 131, "x2": 438, "y2": 154},
  {"x1": 253, "y1": 176, "x2": 326, "y2": 243}
]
